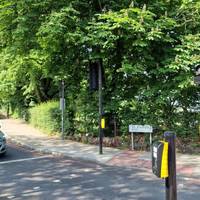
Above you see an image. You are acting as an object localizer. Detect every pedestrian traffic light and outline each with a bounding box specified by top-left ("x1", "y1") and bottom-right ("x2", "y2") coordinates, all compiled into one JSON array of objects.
[
  {"x1": 152, "y1": 141, "x2": 169, "y2": 178},
  {"x1": 89, "y1": 59, "x2": 105, "y2": 91},
  {"x1": 89, "y1": 61, "x2": 98, "y2": 91}
]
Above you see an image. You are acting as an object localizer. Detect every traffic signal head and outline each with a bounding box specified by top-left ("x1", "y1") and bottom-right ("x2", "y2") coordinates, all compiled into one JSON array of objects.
[{"x1": 89, "y1": 61, "x2": 98, "y2": 91}]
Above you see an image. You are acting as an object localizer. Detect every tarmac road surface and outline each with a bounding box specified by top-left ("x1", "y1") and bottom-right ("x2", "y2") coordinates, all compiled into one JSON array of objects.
[{"x1": 0, "y1": 141, "x2": 199, "y2": 200}]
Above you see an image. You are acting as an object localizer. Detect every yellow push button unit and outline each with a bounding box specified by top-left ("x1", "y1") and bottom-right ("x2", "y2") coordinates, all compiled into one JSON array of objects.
[
  {"x1": 152, "y1": 141, "x2": 169, "y2": 178},
  {"x1": 101, "y1": 118, "x2": 105, "y2": 129}
]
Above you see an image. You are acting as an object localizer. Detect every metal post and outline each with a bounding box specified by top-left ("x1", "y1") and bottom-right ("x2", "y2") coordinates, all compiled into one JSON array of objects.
[
  {"x1": 164, "y1": 131, "x2": 177, "y2": 200},
  {"x1": 150, "y1": 132, "x2": 152, "y2": 153},
  {"x1": 114, "y1": 116, "x2": 117, "y2": 137},
  {"x1": 61, "y1": 80, "x2": 65, "y2": 140},
  {"x1": 98, "y1": 60, "x2": 103, "y2": 154},
  {"x1": 131, "y1": 132, "x2": 134, "y2": 150}
]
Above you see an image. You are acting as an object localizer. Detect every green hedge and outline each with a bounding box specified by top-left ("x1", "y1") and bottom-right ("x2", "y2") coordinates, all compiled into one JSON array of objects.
[
  {"x1": 28, "y1": 99, "x2": 99, "y2": 137},
  {"x1": 29, "y1": 101, "x2": 63, "y2": 135}
]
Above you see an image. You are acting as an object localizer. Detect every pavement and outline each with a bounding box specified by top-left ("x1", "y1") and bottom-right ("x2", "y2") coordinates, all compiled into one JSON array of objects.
[{"x1": 1, "y1": 118, "x2": 200, "y2": 184}]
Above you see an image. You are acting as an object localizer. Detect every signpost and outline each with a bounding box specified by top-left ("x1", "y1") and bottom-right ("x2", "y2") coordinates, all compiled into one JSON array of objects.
[
  {"x1": 88, "y1": 49, "x2": 104, "y2": 155},
  {"x1": 164, "y1": 131, "x2": 177, "y2": 200},
  {"x1": 98, "y1": 60, "x2": 103, "y2": 154},
  {"x1": 60, "y1": 80, "x2": 65, "y2": 140},
  {"x1": 152, "y1": 131, "x2": 177, "y2": 200},
  {"x1": 129, "y1": 125, "x2": 153, "y2": 150}
]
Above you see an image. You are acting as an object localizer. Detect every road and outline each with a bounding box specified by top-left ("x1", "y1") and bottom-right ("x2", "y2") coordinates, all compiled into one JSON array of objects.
[{"x1": 0, "y1": 141, "x2": 199, "y2": 200}]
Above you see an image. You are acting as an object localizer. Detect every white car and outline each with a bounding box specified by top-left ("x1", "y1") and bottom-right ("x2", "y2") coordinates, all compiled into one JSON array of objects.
[{"x1": 0, "y1": 131, "x2": 6, "y2": 156}]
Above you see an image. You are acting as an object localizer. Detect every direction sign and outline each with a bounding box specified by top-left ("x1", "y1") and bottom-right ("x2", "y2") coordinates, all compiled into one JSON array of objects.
[
  {"x1": 194, "y1": 76, "x2": 200, "y2": 85},
  {"x1": 194, "y1": 65, "x2": 200, "y2": 85},
  {"x1": 60, "y1": 98, "x2": 65, "y2": 110},
  {"x1": 129, "y1": 125, "x2": 153, "y2": 133}
]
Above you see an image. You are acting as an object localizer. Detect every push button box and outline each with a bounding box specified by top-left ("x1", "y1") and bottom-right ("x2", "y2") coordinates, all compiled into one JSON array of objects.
[{"x1": 152, "y1": 141, "x2": 169, "y2": 178}]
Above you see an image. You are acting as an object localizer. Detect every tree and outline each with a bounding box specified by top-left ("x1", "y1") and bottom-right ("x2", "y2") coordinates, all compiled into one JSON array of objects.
[{"x1": 0, "y1": 0, "x2": 199, "y2": 137}]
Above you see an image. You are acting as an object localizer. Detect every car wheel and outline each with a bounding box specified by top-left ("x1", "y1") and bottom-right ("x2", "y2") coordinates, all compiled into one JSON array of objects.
[{"x1": 0, "y1": 151, "x2": 6, "y2": 157}]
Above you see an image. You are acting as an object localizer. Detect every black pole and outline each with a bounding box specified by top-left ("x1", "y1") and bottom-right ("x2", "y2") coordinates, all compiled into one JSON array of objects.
[
  {"x1": 98, "y1": 59, "x2": 103, "y2": 154},
  {"x1": 164, "y1": 131, "x2": 177, "y2": 200}
]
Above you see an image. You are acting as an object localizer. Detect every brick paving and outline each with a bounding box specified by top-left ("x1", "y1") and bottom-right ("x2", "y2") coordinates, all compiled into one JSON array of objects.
[{"x1": 107, "y1": 150, "x2": 152, "y2": 169}]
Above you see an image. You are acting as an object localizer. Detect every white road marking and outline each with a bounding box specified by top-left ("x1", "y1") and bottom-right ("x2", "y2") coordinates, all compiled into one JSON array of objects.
[
  {"x1": 33, "y1": 186, "x2": 40, "y2": 190},
  {"x1": 7, "y1": 196, "x2": 15, "y2": 199},
  {"x1": 53, "y1": 179, "x2": 61, "y2": 183},
  {"x1": 183, "y1": 177, "x2": 191, "y2": 180},
  {"x1": 0, "y1": 155, "x2": 51, "y2": 165},
  {"x1": 178, "y1": 183, "x2": 184, "y2": 188}
]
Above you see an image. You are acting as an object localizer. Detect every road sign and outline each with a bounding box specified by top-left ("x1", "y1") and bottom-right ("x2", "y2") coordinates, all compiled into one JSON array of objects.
[
  {"x1": 129, "y1": 125, "x2": 153, "y2": 151},
  {"x1": 129, "y1": 125, "x2": 153, "y2": 133},
  {"x1": 60, "y1": 98, "x2": 65, "y2": 110},
  {"x1": 194, "y1": 76, "x2": 200, "y2": 85},
  {"x1": 194, "y1": 65, "x2": 200, "y2": 85}
]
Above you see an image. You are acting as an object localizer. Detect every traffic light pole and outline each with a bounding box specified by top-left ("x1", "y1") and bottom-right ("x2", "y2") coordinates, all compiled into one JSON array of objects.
[
  {"x1": 98, "y1": 60, "x2": 103, "y2": 154},
  {"x1": 164, "y1": 131, "x2": 177, "y2": 200}
]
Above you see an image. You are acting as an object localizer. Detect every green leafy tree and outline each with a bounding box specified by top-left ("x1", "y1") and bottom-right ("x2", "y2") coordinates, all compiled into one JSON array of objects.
[{"x1": 0, "y1": 0, "x2": 199, "y2": 138}]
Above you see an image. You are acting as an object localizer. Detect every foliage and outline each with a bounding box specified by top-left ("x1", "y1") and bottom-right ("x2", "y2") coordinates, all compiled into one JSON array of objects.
[
  {"x1": 29, "y1": 101, "x2": 63, "y2": 135},
  {"x1": 0, "y1": 0, "x2": 199, "y2": 140}
]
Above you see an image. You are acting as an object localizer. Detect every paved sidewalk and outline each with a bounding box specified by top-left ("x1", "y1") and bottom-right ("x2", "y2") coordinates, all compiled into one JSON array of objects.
[
  {"x1": 0, "y1": 118, "x2": 121, "y2": 163},
  {"x1": 1, "y1": 118, "x2": 200, "y2": 183}
]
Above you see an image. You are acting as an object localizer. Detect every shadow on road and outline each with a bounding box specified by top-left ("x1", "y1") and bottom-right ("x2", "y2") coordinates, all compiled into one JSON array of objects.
[{"x1": 0, "y1": 155, "x2": 199, "y2": 200}]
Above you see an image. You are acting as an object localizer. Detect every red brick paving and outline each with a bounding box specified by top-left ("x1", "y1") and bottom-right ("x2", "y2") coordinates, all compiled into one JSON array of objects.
[
  {"x1": 107, "y1": 150, "x2": 151, "y2": 169},
  {"x1": 108, "y1": 150, "x2": 198, "y2": 178},
  {"x1": 177, "y1": 166, "x2": 193, "y2": 176}
]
